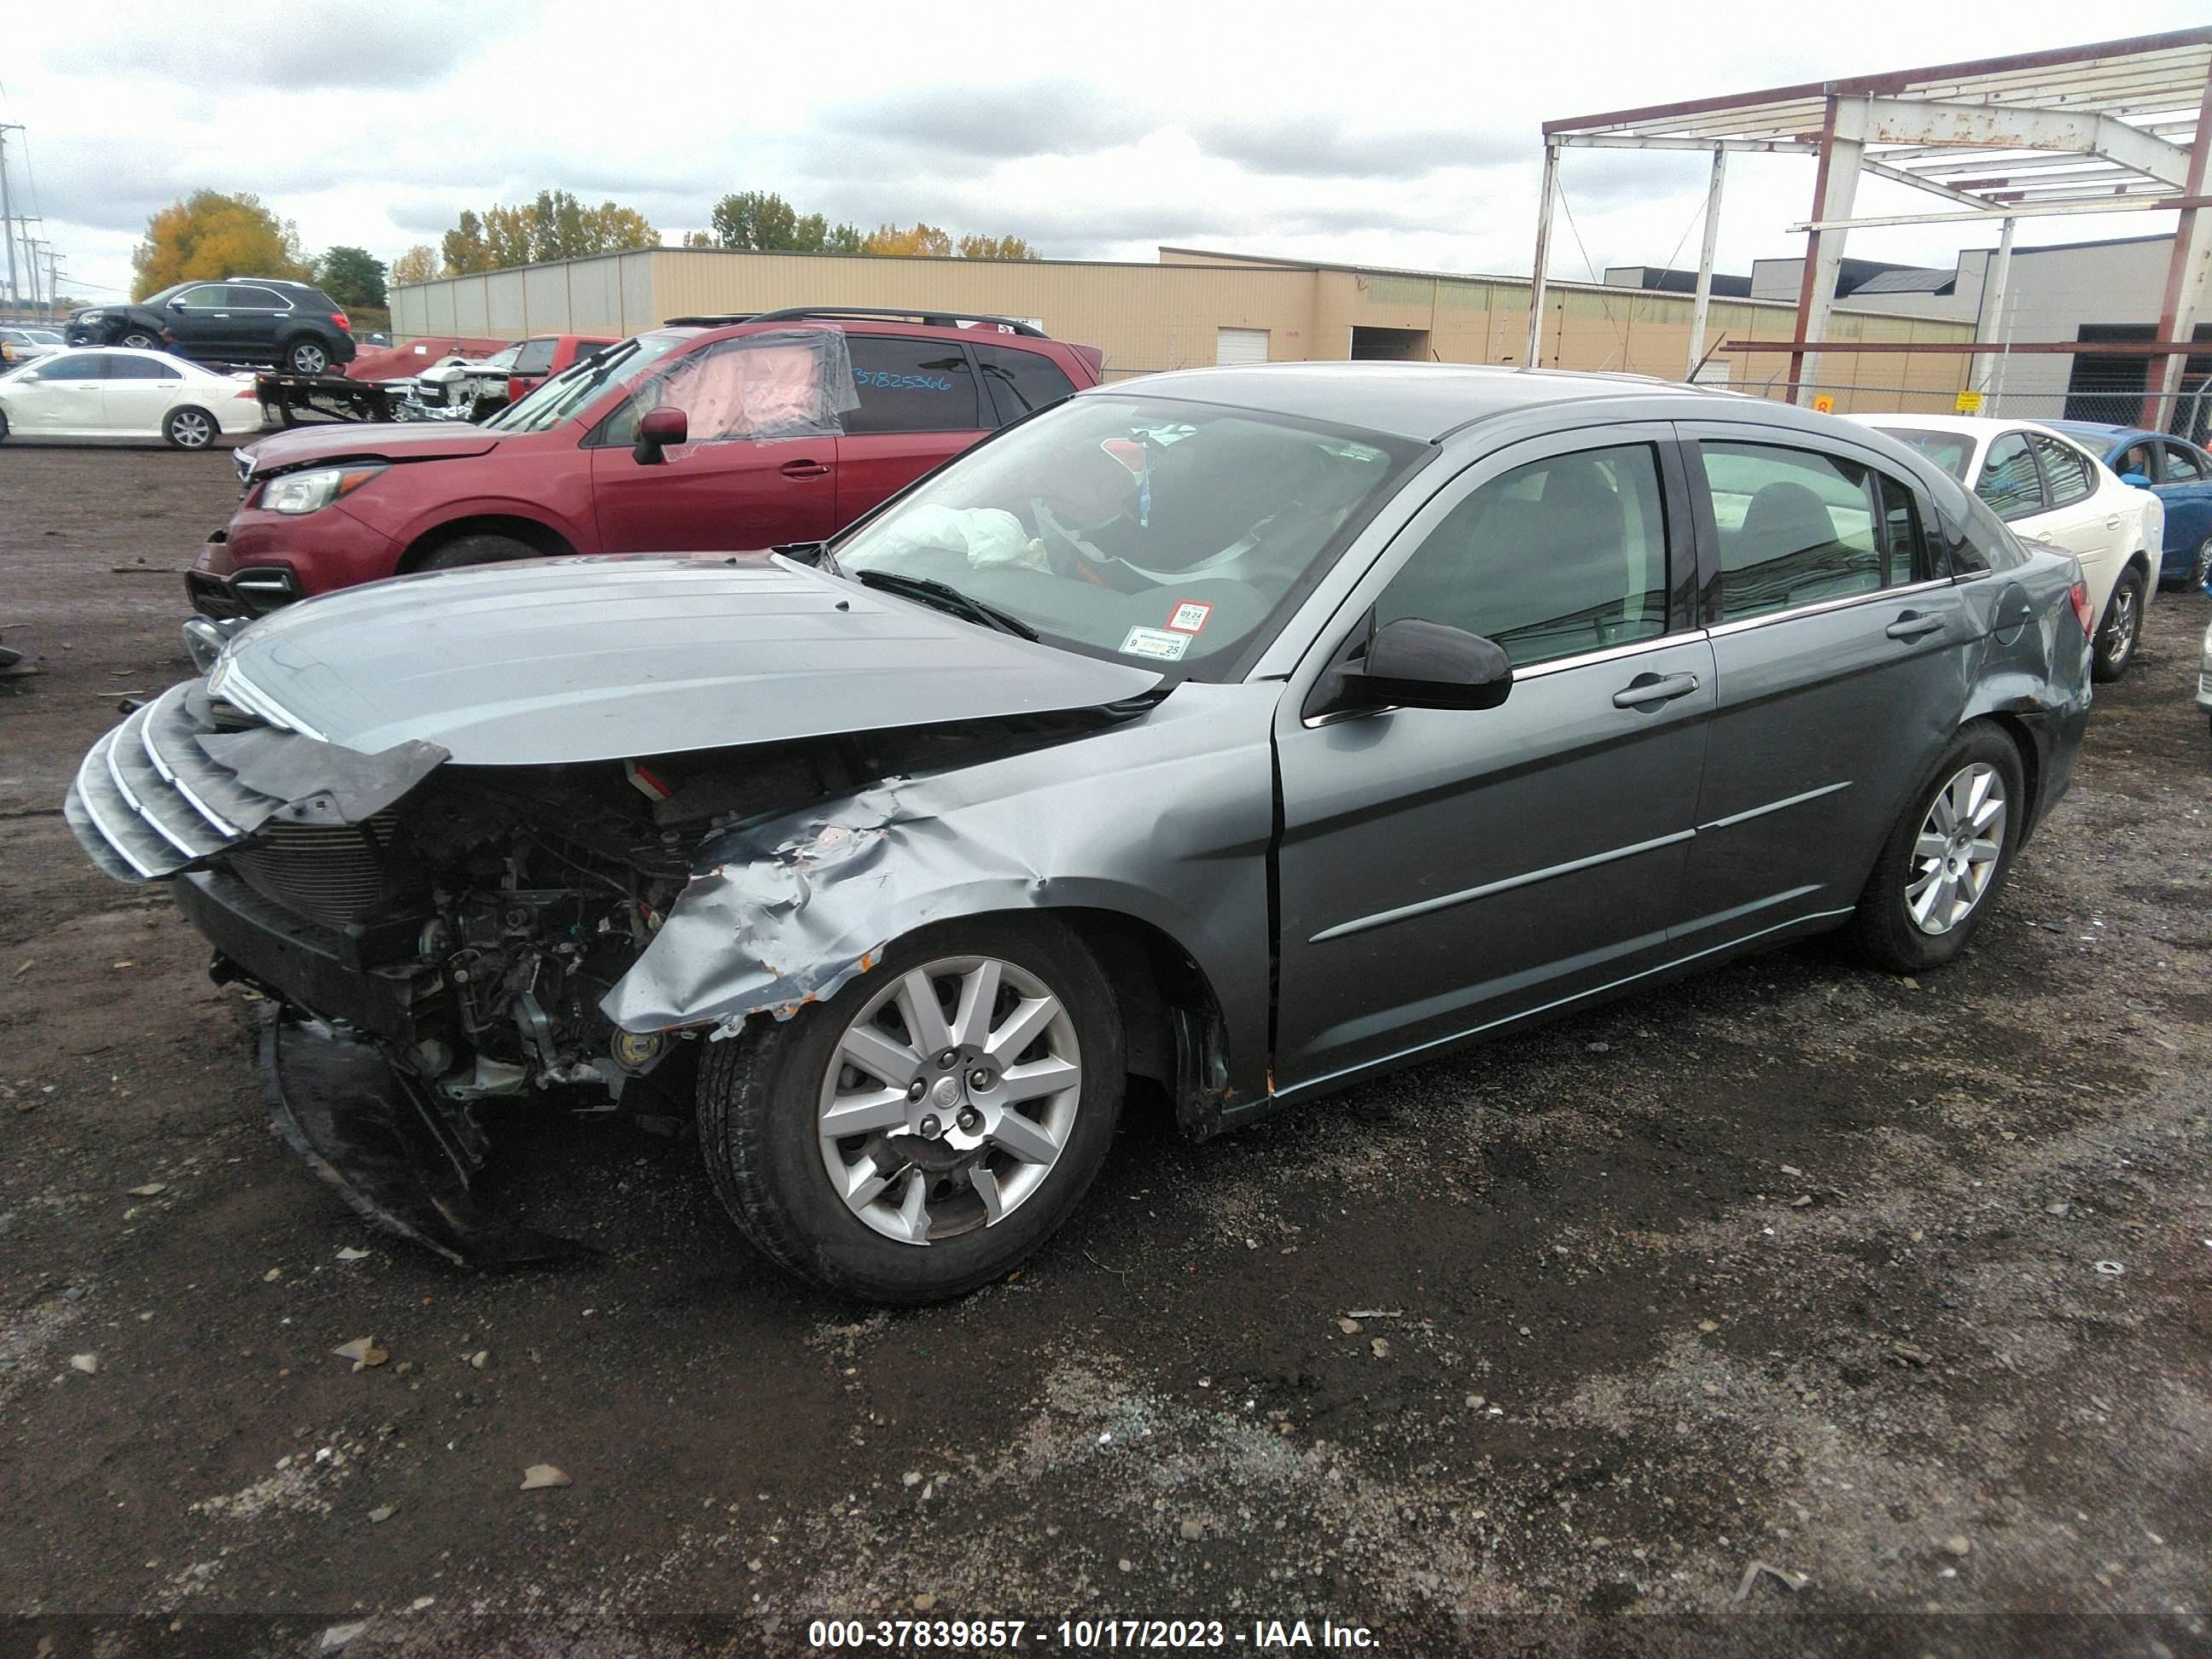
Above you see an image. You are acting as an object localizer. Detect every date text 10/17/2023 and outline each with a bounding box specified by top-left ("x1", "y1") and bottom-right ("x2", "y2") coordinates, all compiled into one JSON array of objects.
[{"x1": 804, "y1": 1618, "x2": 1380, "y2": 1650}]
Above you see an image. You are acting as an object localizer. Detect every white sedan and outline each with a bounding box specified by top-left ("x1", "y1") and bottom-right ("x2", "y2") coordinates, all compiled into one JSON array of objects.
[
  {"x1": 0, "y1": 346, "x2": 265, "y2": 451},
  {"x1": 1852, "y1": 412, "x2": 2162, "y2": 682},
  {"x1": 0, "y1": 325, "x2": 67, "y2": 365}
]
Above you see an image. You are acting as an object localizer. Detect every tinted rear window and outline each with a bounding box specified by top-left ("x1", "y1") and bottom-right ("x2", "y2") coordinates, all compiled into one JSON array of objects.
[
  {"x1": 846, "y1": 336, "x2": 982, "y2": 434},
  {"x1": 975, "y1": 342, "x2": 1077, "y2": 426}
]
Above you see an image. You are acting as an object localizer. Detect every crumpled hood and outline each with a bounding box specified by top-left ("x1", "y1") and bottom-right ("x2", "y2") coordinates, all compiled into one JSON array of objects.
[
  {"x1": 242, "y1": 420, "x2": 504, "y2": 475},
  {"x1": 217, "y1": 556, "x2": 1165, "y2": 765}
]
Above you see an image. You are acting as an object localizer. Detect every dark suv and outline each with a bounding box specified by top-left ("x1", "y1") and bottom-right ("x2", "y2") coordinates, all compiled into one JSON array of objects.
[{"x1": 67, "y1": 279, "x2": 356, "y2": 375}]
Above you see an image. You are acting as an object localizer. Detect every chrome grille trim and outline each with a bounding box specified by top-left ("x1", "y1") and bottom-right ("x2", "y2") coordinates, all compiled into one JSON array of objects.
[
  {"x1": 102, "y1": 703, "x2": 226, "y2": 859},
  {"x1": 73, "y1": 732, "x2": 182, "y2": 878},
  {"x1": 140, "y1": 683, "x2": 250, "y2": 835}
]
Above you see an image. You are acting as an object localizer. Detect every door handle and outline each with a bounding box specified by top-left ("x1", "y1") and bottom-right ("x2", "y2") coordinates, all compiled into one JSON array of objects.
[
  {"x1": 1612, "y1": 672, "x2": 1699, "y2": 709},
  {"x1": 1885, "y1": 612, "x2": 1946, "y2": 641},
  {"x1": 779, "y1": 460, "x2": 830, "y2": 479}
]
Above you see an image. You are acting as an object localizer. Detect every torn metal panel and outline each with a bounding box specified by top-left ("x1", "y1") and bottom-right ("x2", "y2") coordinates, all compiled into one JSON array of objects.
[
  {"x1": 602, "y1": 682, "x2": 1282, "y2": 1103},
  {"x1": 195, "y1": 727, "x2": 449, "y2": 826}
]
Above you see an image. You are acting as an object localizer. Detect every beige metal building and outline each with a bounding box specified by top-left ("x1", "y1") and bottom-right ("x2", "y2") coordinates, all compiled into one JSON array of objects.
[{"x1": 390, "y1": 245, "x2": 1976, "y2": 410}]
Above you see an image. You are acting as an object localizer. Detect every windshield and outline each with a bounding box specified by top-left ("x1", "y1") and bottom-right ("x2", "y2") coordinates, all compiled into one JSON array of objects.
[
  {"x1": 480, "y1": 331, "x2": 690, "y2": 434},
  {"x1": 835, "y1": 394, "x2": 1424, "y2": 676},
  {"x1": 27, "y1": 329, "x2": 62, "y2": 345},
  {"x1": 1873, "y1": 426, "x2": 1975, "y2": 482}
]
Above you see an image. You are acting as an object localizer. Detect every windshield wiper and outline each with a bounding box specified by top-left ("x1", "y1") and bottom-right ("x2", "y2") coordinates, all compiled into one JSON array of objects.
[{"x1": 851, "y1": 569, "x2": 1038, "y2": 640}]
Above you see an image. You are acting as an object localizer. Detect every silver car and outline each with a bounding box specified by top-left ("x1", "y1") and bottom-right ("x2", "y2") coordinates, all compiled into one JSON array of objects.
[{"x1": 67, "y1": 365, "x2": 2093, "y2": 1301}]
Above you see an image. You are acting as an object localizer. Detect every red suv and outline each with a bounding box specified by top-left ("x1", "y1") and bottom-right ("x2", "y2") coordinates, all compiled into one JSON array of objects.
[{"x1": 189, "y1": 309, "x2": 1104, "y2": 617}]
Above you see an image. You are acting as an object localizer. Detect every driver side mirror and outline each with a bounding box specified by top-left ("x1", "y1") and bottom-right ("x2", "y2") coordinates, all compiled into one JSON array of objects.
[
  {"x1": 1309, "y1": 616, "x2": 1513, "y2": 719},
  {"x1": 167, "y1": 299, "x2": 188, "y2": 311},
  {"x1": 632, "y1": 405, "x2": 687, "y2": 465},
  {"x1": 2120, "y1": 471, "x2": 2151, "y2": 488}
]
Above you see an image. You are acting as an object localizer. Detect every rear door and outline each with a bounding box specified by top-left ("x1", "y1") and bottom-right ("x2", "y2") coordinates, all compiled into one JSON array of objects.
[
  {"x1": 834, "y1": 335, "x2": 992, "y2": 524},
  {"x1": 2157, "y1": 440, "x2": 2212, "y2": 568},
  {"x1": 587, "y1": 335, "x2": 840, "y2": 553},
  {"x1": 1675, "y1": 423, "x2": 1976, "y2": 943},
  {"x1": 102, "y1": 353, "x2": 186, "y2": 433},
  {"x1": 224, "y1": 285, "x2": 291, "y2": 361},
  {"x1": 1273, "y1": 427, "x2": 1711, "y2": 1085}
]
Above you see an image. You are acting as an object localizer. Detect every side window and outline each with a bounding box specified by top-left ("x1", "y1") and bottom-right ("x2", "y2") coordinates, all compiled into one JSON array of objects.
[
  {"x1": 1697, "y1": 441, "x2": 1884, "y2": 621},
  {"x1": 224, "y1": 285, "x2": 286, "y2": 311},
  {"x1": 1373, "y1": 443, "x2": 1672, "y2": 669},
  {"x1": 973, "y1": 342, "x2": 1077, "y2": 426},
  {"x1": 1946, "y1": 491, "x2": 2030, "y2": 576},
  {"x1": 2163, "y1": 442, "x2": 2206, "y2": 483},
  {"x1": 108, "y1": 356, "x2": 181, "y2": 381},
  {"x1": 1976, "y1": 433, "x2": 2044, "y2": 520},
  {"x1": 602, "y1": 338, "x2": 835, "y2": 445},
  {"x1": 2030, "y1": 435, "x2": 2094, "y2": 508},
  {"x1": 35, "y1": 354, "x2": 108, "y2": 381},
  {"x1": 845, "y1": 336, "x2": 981, "y2": 434},
  {"x1": 1877, "y1": 475, "x2": 1924, "y2": 586},
  {"x1": 510, "y1": 338, "x2": 557, "y2": 376},
  {"x1": 2114, "y1": 440, "x2": 2158, "y2": 480},
  {"x1": 173, "y1": 285, "x2": 225, "y2": 309}
]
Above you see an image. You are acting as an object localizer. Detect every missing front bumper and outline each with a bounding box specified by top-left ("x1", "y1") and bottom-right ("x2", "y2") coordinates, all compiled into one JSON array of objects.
[{"x1": 259, "y1": 1010, "x2": 586, "y2": 1268}]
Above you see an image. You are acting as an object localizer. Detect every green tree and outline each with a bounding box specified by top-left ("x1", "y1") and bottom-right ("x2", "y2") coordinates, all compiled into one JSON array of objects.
[
  {"x1": 314, "y1": 245, "x2": 387, "y2": 307},
  {"x1": 440, "y1": 211, "x2": 492, "y2": 276},
  {"x1": 709, "y1": 190, "x2": 800, "y2": 252},
  {"x1": 823, "y1": 222, "x2": 867, "y2": 255},
  {"x1": 131, "y1": 190, "x2": 311, "y2": 299},
  {"x1": 388, "y1": 245, "x2": 439, "y2": 286}
]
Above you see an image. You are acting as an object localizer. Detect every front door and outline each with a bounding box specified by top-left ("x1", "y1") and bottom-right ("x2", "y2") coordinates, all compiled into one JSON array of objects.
[
  {"x1": 162, "y1": 284, "x2": 238, "y2": 358},
  {"x1": 13, "y1": 352, "x2": 108, "y2": 432},
  {"x1": 1674, "y1": 425, "x2": 1978, "y2": 943},
  {"x1": 588, "y1": 337, "x2": 840, "y2": 553},
  {"x1": 1274, "y1": 428, "x2": 1712, "y2": 1087}
]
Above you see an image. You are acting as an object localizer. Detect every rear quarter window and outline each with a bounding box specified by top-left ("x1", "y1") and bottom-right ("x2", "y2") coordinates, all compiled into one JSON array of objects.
[{"x1": 974, "y1": 342, "x2": 1077, "y2": 426}]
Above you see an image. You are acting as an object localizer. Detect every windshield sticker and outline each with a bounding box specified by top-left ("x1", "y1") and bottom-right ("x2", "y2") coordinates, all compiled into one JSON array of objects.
[
  {"x1": 1119, "y1": 626, "x2": 1190, "y2": 662},
  {"x1": 1166, "y1": 600, "x2": 1212, "y2": 635}
]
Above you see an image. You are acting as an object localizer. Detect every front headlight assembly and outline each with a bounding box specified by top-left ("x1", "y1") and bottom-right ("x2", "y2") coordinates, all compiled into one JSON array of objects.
[{"x1": 262, "y1": 465, "x2": 385, "y2": 515}]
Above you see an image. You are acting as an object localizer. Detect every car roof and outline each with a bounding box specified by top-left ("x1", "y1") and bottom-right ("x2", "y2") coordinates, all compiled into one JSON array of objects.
[
  {"x1": 2044, "y1": 418, "x2": 2159, "y2": 445},
  {"x1": 1082, "y1": 363, "x2": 1747, "y2": 441}
]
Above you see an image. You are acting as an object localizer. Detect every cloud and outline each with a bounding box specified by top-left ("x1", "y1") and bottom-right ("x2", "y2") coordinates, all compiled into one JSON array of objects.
[
  {"x1": 818, "y1": 80, "x2": 1155, "y2": 160},
  {"x1": 1190, "y1": 116, "x2": 1522, "y2": 180},
  {"x1": 45, "y1": 0, "x2": 511, "y2": 91}
]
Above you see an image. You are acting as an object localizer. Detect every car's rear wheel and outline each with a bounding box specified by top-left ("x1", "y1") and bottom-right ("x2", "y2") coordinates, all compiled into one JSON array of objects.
[
  {"x1": 414, "y1": 533, "x2": 538, "y2": 571},
  {"x1": 162, "y1": 406, "x2": 217, "y2": 451},
  {"x1": 1850, "y1": 725, "x2": 2024, "y2": 975},
  {"x1": 283, "y1": 338, "x2": 329, "y2": 376},
  {"x1": 117, "y1": 329, "x2": 159, "y2": 350},
  {"x1": 2093, "y1": 566, "x2": 2145, "y2": 683},
  {"x1": 695, "y1": 917, "x2": 1124, "y2": 1303}
]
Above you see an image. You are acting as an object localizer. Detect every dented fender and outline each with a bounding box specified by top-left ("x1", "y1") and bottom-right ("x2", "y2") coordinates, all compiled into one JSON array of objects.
[{"x1": 601, "y1": 681, "x2": 1284, "y2": 1103}]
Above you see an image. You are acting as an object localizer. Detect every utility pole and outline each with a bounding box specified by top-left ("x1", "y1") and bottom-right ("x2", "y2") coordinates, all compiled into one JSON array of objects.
[
  {"x1": 0, "y1": 125, "x2": 20, "y2": 314},
  {"x1": 43, "y1": 248, "x2": 61, "y2": 318},
  {"x1": 23, "y1": 236, "x2": 44, "y2": 311}
]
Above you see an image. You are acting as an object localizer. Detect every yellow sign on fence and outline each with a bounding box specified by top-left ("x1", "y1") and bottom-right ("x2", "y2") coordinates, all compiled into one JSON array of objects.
[
  {"x1": 1811, "y1": 394, "x2": 1836, "y2": 415},
  {"x1": 1954, "y1": 390, "x2": 1984, "y2": 414}
]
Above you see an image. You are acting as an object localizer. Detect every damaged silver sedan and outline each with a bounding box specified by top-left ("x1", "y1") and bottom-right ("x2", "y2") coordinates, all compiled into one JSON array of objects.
[{"x1": 67, "y1": 365, "x2": 2092, "y2": 1301}]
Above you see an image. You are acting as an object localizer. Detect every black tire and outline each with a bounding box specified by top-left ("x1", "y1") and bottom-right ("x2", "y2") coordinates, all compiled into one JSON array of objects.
[
  {"x1": 1850, "y1": 725, "x2": 2026, "y2": 975},
  {"x1": 2189, "y1": 534, "x2": 2212, "y2": 592},
  {"x1": 696, "y1": 915, "x2": 1125, "y2": 1303},
  {"x1": 162, "y1": 405, "x2": 218, "y2": 451},
  {"x1": 2092, "y1": 565, "x2": 2145, "y2": 683},
  {"x1": 282, "y1": 337, "x2": 330, "y2": 376},
  {"x1": 117, "y1": 329, "x2": 159, "y2": 350},
  {"x1": 414, "y1": 533, "x2": 540, "y2": 571},
  {"x1": 0, "y1": 408, "x2": 9, "y2": 442}
]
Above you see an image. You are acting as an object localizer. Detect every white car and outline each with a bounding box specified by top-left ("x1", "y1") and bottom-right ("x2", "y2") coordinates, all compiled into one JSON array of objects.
[
  {"x1": 0, "y1": 346, "x2": 265, "y2": 450},
  {"x1": 0, "y1": 325, "x2": 66, "y2": 365},
  {"x1": 1852, "y1": 412, "x2": 2162, "y2": 682}
]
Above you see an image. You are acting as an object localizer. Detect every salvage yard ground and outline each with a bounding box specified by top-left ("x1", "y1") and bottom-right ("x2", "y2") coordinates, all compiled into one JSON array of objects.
[{"x1": 1, "y1": 444, "x2": 2208, "y2": 1656}]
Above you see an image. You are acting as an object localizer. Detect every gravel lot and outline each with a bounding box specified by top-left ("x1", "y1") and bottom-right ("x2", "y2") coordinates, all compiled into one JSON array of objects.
[{"x1": 2, "y1": 442, "x2": 2208, "y2": 1656}]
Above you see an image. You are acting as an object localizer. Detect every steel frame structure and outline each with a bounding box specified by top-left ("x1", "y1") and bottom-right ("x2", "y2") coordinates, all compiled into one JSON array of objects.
[{"x1": 1533, "y1": 30, "x2": 2212, "y2": 427}]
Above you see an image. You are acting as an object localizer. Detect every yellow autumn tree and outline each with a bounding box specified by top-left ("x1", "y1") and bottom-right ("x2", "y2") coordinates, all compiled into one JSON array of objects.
[
  {"x1": 863, "y1": 222, "x2": 954, "y2": 258},
  {"x1": 388, "y1": 245, "x2": 439, "y2": 286},
  {"x1": 957, "y1": 233, "x2": 1039, "y2": 261},
  {"x1": 131, "y1": 191, "x2": 312, "y2": 299}
]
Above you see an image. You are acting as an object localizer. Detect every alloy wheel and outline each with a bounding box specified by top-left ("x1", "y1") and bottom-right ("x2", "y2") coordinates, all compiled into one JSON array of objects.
[
  {"x1": 290, "y1": 343, "x2": 328, "y2": 375},
  {"x1": 2192, "y1": 535, "x2": 2212, "y2": 591},
  {"x1": 815, "y1": 955, "x2": 1082, "y2": 1245},
  {"x1": 1906, "y1": 761, "x2": 2007, "y2": 935},
  {"x1": 168, "y1": 410, "x2": 213, "y2": 450},
  {"x1": 2098, "y1": 580, "x2": 2139, "y2": 671}
]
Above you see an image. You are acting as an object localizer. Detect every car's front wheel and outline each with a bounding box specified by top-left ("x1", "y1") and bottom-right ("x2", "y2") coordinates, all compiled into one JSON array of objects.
[
  {"x1": 2189, "y1": 533, "x2": 2212, "y2": 591},
  {"x1": 1851, "y1": 725, "x2": 2024, "y2": 975},
  {"x1": 117, "y1": 329, "x2": 159, "y2": 350},
  {"x1": 696, "y1": 917, "x2": 1124, "y2": 1303},
  {"x1": 414, "y1": 533, "x2": 540, "y2": 571},
  {"x1": 162, "y1": 405, "x2": 217, "y2": 451},
  {"x1": 2093, "y1": 565, "x2": 2145, "y2": 682}
]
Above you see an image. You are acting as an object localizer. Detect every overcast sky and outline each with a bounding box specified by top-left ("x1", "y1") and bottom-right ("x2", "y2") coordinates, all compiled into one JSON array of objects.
[{"x1": 3, "y1": 0, "x2": 2205, "y2": 307}]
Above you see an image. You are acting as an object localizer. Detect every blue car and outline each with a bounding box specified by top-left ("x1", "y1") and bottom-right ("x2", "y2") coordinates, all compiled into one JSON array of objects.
[{"x1": 2046, "y1": 421, "x2": 2212, "y2": 588}]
